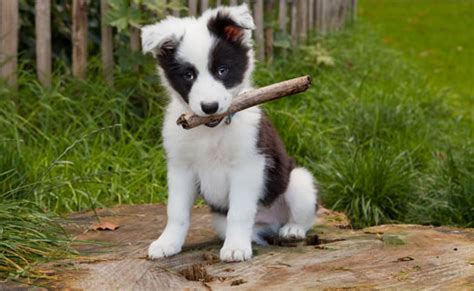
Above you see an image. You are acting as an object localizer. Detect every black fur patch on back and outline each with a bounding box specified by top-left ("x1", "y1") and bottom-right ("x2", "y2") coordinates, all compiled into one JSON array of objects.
[
  {"x1": 257, "y1": 114, "x2": 295, "y2": 206},
  {"x1": 157, "y1": 44, "x2": 198, "y2": 103},
  {"x1": 207, "y1": 12, "x2": 249, "y2": 88}
]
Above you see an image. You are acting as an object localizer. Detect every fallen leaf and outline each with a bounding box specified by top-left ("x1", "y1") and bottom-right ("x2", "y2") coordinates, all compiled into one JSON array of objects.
[{"x1": 89, "y1": 221, "x2": 119, "y2": 231}]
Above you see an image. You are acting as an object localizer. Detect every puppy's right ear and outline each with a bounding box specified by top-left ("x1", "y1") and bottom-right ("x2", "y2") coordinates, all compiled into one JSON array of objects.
[{"x1": 141, "y1": 17, "x2": 185, "y2": 57}]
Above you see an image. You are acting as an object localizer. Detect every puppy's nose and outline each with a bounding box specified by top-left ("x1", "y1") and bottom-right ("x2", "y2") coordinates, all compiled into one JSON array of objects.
[{"x1": 201, "y1": 102, "x2": 219, "y2": 114}]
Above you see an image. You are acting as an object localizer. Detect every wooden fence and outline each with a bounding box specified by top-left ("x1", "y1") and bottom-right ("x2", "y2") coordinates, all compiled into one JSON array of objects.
[{"x1": 0, "y1": 0, "x2": 356, "y2": 89}]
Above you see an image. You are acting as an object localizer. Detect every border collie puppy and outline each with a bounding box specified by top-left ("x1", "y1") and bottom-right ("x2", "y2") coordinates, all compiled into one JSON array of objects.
[{"x1": 141, "y1": 4, "x2": 318, "y2": 262}]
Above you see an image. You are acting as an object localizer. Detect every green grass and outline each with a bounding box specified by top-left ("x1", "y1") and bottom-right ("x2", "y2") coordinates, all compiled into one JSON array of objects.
[
  {"x1": 1, "y1": 20, "x2": 473, "y2": 281},
  {"x1": 359, "y1": 0, "x2": 474, "y2": 107},
  {"x1": 0, "y1": 201, "x2": 74, "y2": 282}
]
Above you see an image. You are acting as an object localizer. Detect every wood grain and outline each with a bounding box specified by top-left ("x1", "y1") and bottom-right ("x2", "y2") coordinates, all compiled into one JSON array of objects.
[
  {"x1": 200, "y1": 0, "x2": 209, "y2": 13},
  {"x1": 29, "y1": 204, "x2": 474, "y2": 290},
  {"x1": 279, "y1": 0, "x2": 287, "y2": 33},
  {"x1": 264, "y1": 0, "x2": 275, "y2": 62},
  {"x1": 253, "y1": 0, "x2": 265, "y2": 61},
  {"x1": 101, "y1": 0, "x2": 114, "y2": 85},
  {"x1": 290, "y1": 0, "x2": 298, "y2": 46},
  {"x1": 188, "y1": 0, "x2": 198, "y2": 16},
  {"x1": 0, "y1": 0, "x2": 19, "y2": 89},
  {"x1": 72, "y1": 0, "x2": 88, "y2": 79},
  {"x1": 36, "y1": 0, "x2": 52, "y2": 87},
  {"x1": 176, "y1": 75, "x2": 312, "y2": 129}
]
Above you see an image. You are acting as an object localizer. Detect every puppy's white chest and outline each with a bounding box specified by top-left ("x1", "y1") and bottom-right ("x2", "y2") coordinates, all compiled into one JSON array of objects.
[{"x1": 193, "y1": 136, "x2": 234, "y2": 208}]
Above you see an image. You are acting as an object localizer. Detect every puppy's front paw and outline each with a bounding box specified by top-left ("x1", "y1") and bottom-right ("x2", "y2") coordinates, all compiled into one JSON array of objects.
[
  {"x1": 220, "y1": 245, "x2": 252, "y2": 262},
  {"x1": 148, "y1": 240, "x2": 181, "y2": 260},
  {"x1": 279, "y1": 223, "x2": 306, "y2": 241}
]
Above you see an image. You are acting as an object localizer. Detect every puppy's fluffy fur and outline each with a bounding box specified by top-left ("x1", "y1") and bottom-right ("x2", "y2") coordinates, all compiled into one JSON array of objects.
[{"x1": 142, "y1": 4, "x2": 318, "y2": 262}]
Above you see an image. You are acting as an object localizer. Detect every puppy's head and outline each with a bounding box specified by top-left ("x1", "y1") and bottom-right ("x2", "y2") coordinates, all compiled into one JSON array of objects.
[{"x1": 142, "y1": 4, "x2": 255, "y2": 117}]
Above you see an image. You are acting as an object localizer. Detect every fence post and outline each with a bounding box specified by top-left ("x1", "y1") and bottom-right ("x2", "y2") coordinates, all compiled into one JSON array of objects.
[
  {"x1": 230, "y1": 0, "x2": 238, "y2": 6},
  {"x1": 264, "y1": 0, "x2": 274, "y2": 62},
  {"x1": 216, "y1": 0, "x2": 222, "y2": 7},
  {"x1": 279, "y1": 0, "x2": 287, "y2": 33},
  {"x1": 129, "y1": 3, "x2": 141, "y2": 72},
  {"x1": 0, "y1": 0, "x2": 19, "y2": 89},
  {"x1": 308, "y1": 0, "x2": 314, "y2": 33},
  {"x1": 72, "y1": 0, "x2": 88, "y2": 79},
  {"x1": 253, "y1": 0, "x2": 265, "y2": 61},
  {"x1": 35, "y1": 0, "x2": 52, "y2": 87},
  {"x1": 188, "y1": 0, "x2": 198, "y2": 16},
  {"x1": 297, "y1": 0, "x2": 308, "y2": 41},
  {"x1": 290, "y1": 0, "x2": 297, "y2": 47},
  {"x1": 320, "y1": 0, "x2": 328, "y2": 35},
  {"x1": 351, "y1": 0, "x2": 357, "y2": 22},
  {"x1": 101, "y1": 0, "x2": 114, "y2": 85},
  {"x1": 201, "y1": 0, "x2": 209, "y2": 13}
]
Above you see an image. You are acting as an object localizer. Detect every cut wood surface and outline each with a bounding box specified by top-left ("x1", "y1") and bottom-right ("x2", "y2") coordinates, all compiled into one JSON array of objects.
[
  {"x1": 176, "y1": 75, "x2": 312, "y2": 129},
  {"x1": 7, "y1": 204, "x2": 472, "y2": 290}
]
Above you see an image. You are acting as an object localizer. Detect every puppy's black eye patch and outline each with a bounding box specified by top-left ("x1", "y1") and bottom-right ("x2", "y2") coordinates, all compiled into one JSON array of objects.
[{"x1": 158, "y1": 48, "x2": 198, "y2": 103}]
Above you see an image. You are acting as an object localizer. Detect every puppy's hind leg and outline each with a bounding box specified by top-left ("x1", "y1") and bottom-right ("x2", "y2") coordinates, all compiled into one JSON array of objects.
[{"x1": 279, "y1": 167, "x2": 318, "y2": 240}]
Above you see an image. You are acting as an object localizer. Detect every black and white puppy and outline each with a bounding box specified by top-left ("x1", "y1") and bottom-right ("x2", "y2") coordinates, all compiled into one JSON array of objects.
[{"x1": 142, "y1": 4, "x2": 318, "y2": 262}]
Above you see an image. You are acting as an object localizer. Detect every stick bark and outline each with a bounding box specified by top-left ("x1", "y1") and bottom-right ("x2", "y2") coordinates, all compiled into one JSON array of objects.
[{"x1": 177, "y1": 75, "x2": 312, "y2": 129}]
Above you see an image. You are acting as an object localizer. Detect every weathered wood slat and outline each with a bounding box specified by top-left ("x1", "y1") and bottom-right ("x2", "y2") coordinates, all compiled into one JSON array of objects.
[
  {"x1": 0, "y1": 0, "x2": 19, "y2": 89},
  {"x1": 290, "y1": 0, "x2": 297, "y2": 46},
  {"x1": 297, "y1": 0, "x2": 308, "y2": 40},
  {"x1": 279, "y1": 0, "x2": 287, "y2": 33},
  {"x1": 230, "y1": 0, "x2": 238, "y2": 6},
  {"x1": 308, "y1": 0, "x2": 314, "y2": 32},
  {"x1": 101, "y1": 0, "x2": 114, "y2": 85},
  {"x1": 188, "y1": 0, "x2": 198, "y2": 16},
  {"x1": 130, "y1": 30, "x2": 141, "y2": 52},
  {"x1": 351, "y1": 0, "x2": 357, "y2": 22},
  {"x1": 253, "y1": 0, "x2": 265, "y2": 61},
  {"x1": 264, "y1": 0, "x2": 274, "y2": 62},
  {"x1": 320, "y1": 0, "x2": 328, "y2": 35},
  {"x1": 72, "y1": 0, "x2": 88, "y2": 79},
  {"x1": 200, "y1": 0, "x2": 209, "y2": 13},
  {"x1": 35, "y1": 0, "x2": 52, "y2": 87}
]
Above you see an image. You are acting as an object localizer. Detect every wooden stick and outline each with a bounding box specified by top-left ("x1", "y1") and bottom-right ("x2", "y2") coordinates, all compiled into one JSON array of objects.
[{"x1": 176, "y1": 75, "x2": 312, "y2": 129}]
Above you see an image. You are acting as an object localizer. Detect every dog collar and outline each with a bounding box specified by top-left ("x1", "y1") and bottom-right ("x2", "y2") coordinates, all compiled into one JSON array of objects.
[{"x1": 204, "y1": 112, "x2": 236, "y2": 128}]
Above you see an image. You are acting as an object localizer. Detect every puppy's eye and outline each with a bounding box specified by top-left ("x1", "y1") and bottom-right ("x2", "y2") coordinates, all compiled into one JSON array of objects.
[
  {"x1": 183, "y1": 70, "x2": 195, "y2": 81},
  {"x1": 217, "y1": 66, "x2": 229, "y2": 78}
]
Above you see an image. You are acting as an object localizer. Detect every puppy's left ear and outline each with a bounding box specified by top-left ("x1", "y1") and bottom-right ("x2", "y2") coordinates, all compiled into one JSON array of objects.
[{"x1": 205, "y1": 4, "x2": 255, "y2": 44}]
